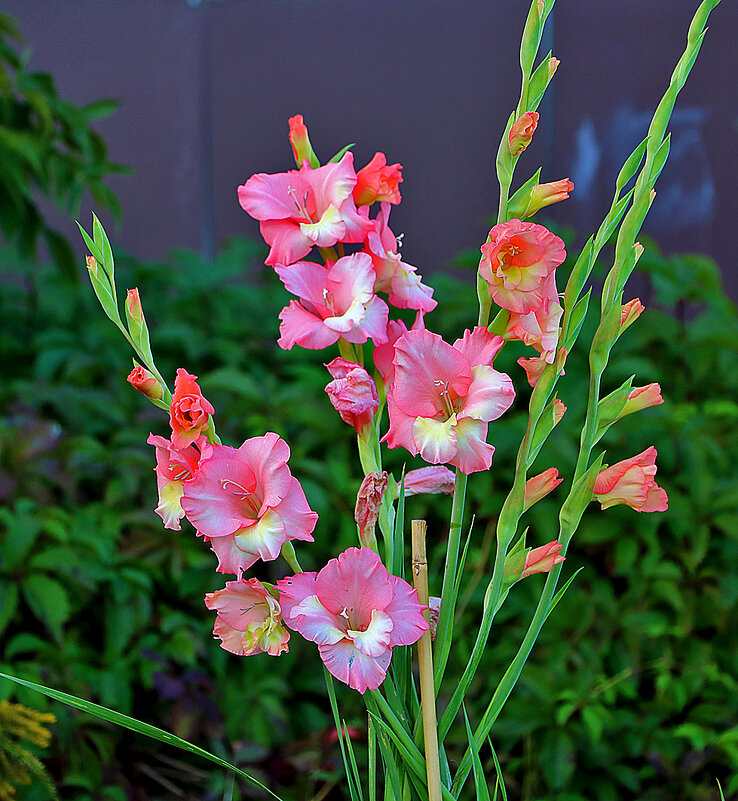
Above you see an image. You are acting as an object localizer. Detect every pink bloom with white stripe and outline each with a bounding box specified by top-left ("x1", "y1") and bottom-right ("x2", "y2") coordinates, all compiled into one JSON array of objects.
[
  {"x1": 238, "y1": 152, "x2": 373, "y2": 267},
  {"x1": 181, "y1": 433, "x2": 318, "y2": 574},
  {"x1": 277, "y1": 547, "x2": 428, "y2": 693},
  {"x1": 276, "y1": 253, "x2": 389, "y2": 350},
  {"x1": 383, "y1": 327, "x2": 515, "y2": 474}
]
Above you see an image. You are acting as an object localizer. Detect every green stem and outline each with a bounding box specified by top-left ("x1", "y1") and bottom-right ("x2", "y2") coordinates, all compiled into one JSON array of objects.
[{"x1": 432, "y1": 470, "x2": 467, "y2": 692}]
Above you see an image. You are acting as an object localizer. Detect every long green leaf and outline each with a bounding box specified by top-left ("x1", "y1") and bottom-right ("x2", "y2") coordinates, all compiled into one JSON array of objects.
[
  {"x1": 486, "y1": 738, "x2": 508, "y2": 801},
  {"x1": 463, "y1": 707, "x2": 491, "y2": 801},
  {"x1": 0, "y1": 671, "x2": 282, "y2": 799},
  {"x1": 343, "y1": 719, "x2": 366, "y2": 801},
  {"x1": 324, "y1": 668, "x2": 362, "y2": 801}
]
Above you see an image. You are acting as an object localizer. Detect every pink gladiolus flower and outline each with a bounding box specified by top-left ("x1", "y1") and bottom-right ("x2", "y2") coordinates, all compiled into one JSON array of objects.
[
  {"x1": 403, "y1": 466, "x2": 456, "y2": 496},
  {"x1": 621, "y1": 298, "x2": 645, "y2": 332},
  {"x1": 373, "y1": 314, "x2": 426, "y2": 390},
  {"x1": 205, "y1": 579, "x2": 289, "y2": 657},
  {"x1": 623, "y1": 383, "x2": 664, "y2": 415},
  {"x1": 276, "y1": 254, "x2": 389, "y2": 350},
  {"x1": 479, "y1": 220, "x2": 566, "y2": 314},
  {"x1": 505, "y1": 279, "x2": 564, "y2": 360},
  {"x1": 181, "y1": 433, "x2": 318, "y2": 574},
  {"x1": 364, "y1": 204, "x2": 436, "y2": 313},
  {"x1": 169, "y1": 368, "x2": 215, "y2": 450},
  {"x1": 524, "y1": 468, "x2": 563, "y2": 510},
  {"x1": 521, "y1": 540, "x2": 565, "y2": 578},
  {"x1": 522, "y1": 179, "x2": 574, "y2": 217},
  {"x1": 353, "y1": 152, "x2": 403, "y2": 206},
  {"x1": 238, "y1": 152, "x2": 373, "y2": 267},
  {"x1": 508, "y1": 111, "x2": 539, "y2": 156},
  {"x1": 354, "y1": 471, "x2": 389, "y2": 546},
  {"x1": 324, "y1": 358, "x2": 379, "y2": 438},
  {"x1": 277, "y1": 547, "x2": 428, "y2": 693},
  {"x1": 147, "y1": 433, "x2": 210, "y2": 530},
  {"x1": 383, "y1": 327, "x2": 515, "y2": 474},
  {"x1": 128, "y1": 365, "x2": 163, "y2": 401},
  {"x1": 517, "y1": 347, "x2": 567, "y2": 389},
  {"x1": 593, "y1": 446, "x2": 668, "y2": 513}
]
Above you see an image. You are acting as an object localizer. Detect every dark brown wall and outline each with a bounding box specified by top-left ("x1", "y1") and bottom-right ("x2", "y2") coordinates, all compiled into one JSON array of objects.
[{"x1": 4, "y1": 0, "x2": 736, "y2": 297}]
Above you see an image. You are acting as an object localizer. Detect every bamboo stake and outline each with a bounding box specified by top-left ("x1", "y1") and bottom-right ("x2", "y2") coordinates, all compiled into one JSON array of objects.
[{"x1": 412, "y1": 519, "x2": 443, "y2": 801}]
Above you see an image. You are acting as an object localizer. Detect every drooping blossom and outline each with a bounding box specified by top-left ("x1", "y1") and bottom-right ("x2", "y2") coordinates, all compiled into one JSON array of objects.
[
  {"x1": 181, "y1": 433, "x2": 318, "y2": 574},
  {"x1": 403, "y1": 466, "x2": 456, "y2": 496},
  {"x1": 147, "y1": 433, "x2": 210, "y2": 530},
  {"x1": 169, "y1": 368, "x2": 215, "y2": 449},
  {"x1": 128, "y1": 365, "x2": 163, "y2": 401},
  {"x1": 287, "y1": 114, "x2": 318, "y2": 168},
  {"x1": 324, "y1": 358, "x2": 379, "y2": 438},
  {"x1": 521, "y1": 179, "x2": 574, "y2": 217},
  {"x1": 205, "y1": 579, "x2": 290, "y2": 657},
  {"x1": 277, "y1": 547, "x2": 428, "y2": 693},
  {"x1": 480, "y1": 219, "x2": 566, "y2": 315},
  {"x1": 276, "y1": 254, "x2": 389, "y2": 350},
  {"x1": 524, "y1": 468, "x2": 563, "y2": 511},
  {"x1": 364, "y1": 204, "x2": 436, "y2": 313},
  {"x1": 593, "y1": 446, "x2": 668, "y2": 513},
  {"x1": 521, "y1": 540, "x2": 565, "y2": 578},
  {"x1": 508, "y1": 111, "x2": 539, "y2": 156},
  {"x1": 237, "y1": 152, "x2": 373, "y2": 267},
  {"x1": 622, "y1": 383, "x2": 663, "y2": 416},
  {"x1": 505, "y1": 277, "x2": 564, "y2": 360},
  {"x1": 383, "y1": 327, "x2": 515, "y2": 474},
  {"x1": 620, "y1": 298, "x2": 645, "y2": 333},
  {"x1": 517, "y1": 347, "x2": 567, "y2": 389},
  {"x1": 353, "y1": 153, "x2": 403, "y2": 206},
  {"x1": 354, "y1": 472, "x2": 389, "y2": 546}
]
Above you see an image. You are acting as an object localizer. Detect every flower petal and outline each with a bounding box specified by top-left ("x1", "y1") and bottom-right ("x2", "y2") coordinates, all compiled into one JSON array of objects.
[{"x1": 319, "y1": 639, "x2": 391, "y2": 693}]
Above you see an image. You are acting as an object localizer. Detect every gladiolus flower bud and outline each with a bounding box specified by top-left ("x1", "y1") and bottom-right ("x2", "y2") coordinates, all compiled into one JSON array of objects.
[
  {"x1": 521, "y1": 179, "x2": 574, "y2": 217},
  {"x1": 524, "y1": 468, "x2": 563, "y2": 510},
  {"x1": 547, "y1": 57, "x2": 560, "y2": 78},
  {"x1": 553, "y1": 399, "x2": 567, "y2": 425},
  {"x1": 127, "y1": 365, "x2": 163, "y2": 401},
  {"x1": 620, "y1": 298, "x2": 645, "y2": 332},
  {"x1": 325, "y1": 358, "x2": 379, "y2": 438},
  {"x1": 622, "y1": 383, "x2": 664, "y2": 416},
  {"x1": 125, "y1": 288, "x2": 143, "y2": 324},
  {"x1": 508, "y1": 112, "x2": 539, "y2": 156},
  {"x1": 594, "y1": 446, "x2": 668, "y2": 513},
  {"x1": 403, "y1": 466, "x2": 456, "y2": 496},
  {"x1": 353, "y1": 152, "x2": 403, "y2": 206},
  {"x1": 169, "y1": 368, "x2": 215, "y2": 449},
  {"x1": 355, "y1": 471, "x2": 389, "y2": 547},
  {"x1": 288, "y1": 114, "x2": 319, "y2": 168},
  {"x1": 521, "y1": 541, "x2": 565, "y2": 578}
]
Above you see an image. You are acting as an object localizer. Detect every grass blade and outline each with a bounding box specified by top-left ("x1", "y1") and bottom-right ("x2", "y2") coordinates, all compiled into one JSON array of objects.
[
  {"x1": 463, "y1": 707, "x2": 491, "y2": 801},
  {"x1": 0, "y1": 671, "x2": 282, "y2": 799},
  {"x1": 486, "y1": 737, "x2": 508, "y2": 801},
  {"x1": 323, "y1": 668, "x2": 361, "y2": 801}
]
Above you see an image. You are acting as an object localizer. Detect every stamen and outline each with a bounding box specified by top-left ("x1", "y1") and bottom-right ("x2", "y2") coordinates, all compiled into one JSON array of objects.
[
  {"x1": 220, "y1": 478, "x2": 254, "y2": 501},
  {"x1": 433, "y1": 379, "x2": 456, "y2": 418},
  {"x1": 287, "y1": 185, "x2": 312, "y2": 221},
  {"x1": 322, "y1": 288, "x2": 337, "y2": 315}
]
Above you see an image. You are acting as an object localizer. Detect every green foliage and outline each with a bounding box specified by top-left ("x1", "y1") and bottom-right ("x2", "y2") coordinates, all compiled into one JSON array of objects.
[
  {"x1": 0, "y1": 14, "x2": 126, "y2": 280},
  {"x1": 1, "y1": 230, "x2": 737, "y2": 800}
]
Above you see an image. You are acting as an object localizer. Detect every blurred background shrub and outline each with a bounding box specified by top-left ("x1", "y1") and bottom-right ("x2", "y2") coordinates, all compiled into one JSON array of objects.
[{"x1": 0, "y1": 9, "x2": 737, "y2": 801}]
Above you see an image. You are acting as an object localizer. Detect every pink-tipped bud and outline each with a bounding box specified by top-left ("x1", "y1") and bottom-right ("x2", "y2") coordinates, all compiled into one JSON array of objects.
[
  {"x1": 404, "y1": 466, "x2": 456, "y2": 496},
  {"x1": 508, "y1": 111, "x2": 539, "y2": 156},
  {"x1": 553, "y1": 399, "x2": 567, "y2": 425},
  {"x1": 353, "y1": 152, "x2": 403, "y2": 206},
  {"x1": 623, "y1": 383, "x2": 664, "y2": 416},
  {"x1": 547, "y1": 57, "x2": 560, "y2": 78},
  {"x1": 325, "y1": 358, "x2": 379, "y2": 439},
  {"x1": 524, "y1": 468, "x2": 563, "y2": 511},
  {"x1": 523, "y1": 179, "x2": 574, "y2": 217},
  {"x1": 355, "y1": 471, "x2": 389, "y2": 547},
  {"x1": 127, "y1": 365, "x2": 163, "y2": 401},
  {"x1": 521, "y1": 540, "x2": 565, "y2": 578},
  {"x1": 125, "y1": 288, "x2": 143, "y2": 324},
  {"x1": 288, "y1": 114, "x2": 319, "y2": 168},
  {"x1": 517, "y1": 348, "x2": 567, "y2": 389},
  {"x1": 86, "y1": 254, "x2": 99, "y2": 276},
  {"x1": 621, "y1": 298, "x2": 645, "y2": 333}
]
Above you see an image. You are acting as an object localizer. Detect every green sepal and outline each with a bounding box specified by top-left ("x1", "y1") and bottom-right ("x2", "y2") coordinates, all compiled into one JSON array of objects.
[
  {"x1": 615, "y1": 136, "x2": 649, "y2": 194},
  {"x1": 92, "y1": 212, "x2": 114, "y2": 280},
  {"x1": 506, "y1": 167, "x2": 542, "y2": 218},
  {"x1": 595, "y1": 375, "x2": 636, "y2": 434},
  {"x1": 527, "y1": 53, "x2": 556, "y2": 112},
  {"x1": 562, "y1": 288, "x2": 591, "y2": 351},
  {"x1": 329, "y1": 143, "x2": 355, "y2": 164},
  {"x1": 559, "y1": 453, "x2": 605, "y2": 540},
  {"x1": 488, "y1": 308, "x2": 510, "y2": 336},
  {"x1": 85, "y1": 254, "x2": 121, "y2": 324},
  {"x1": 649, "y1": 133, "x2": 672, "y2": 185},
  {"x1": 527, "y1": 397, "x2": 564, "y2": 468}
]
